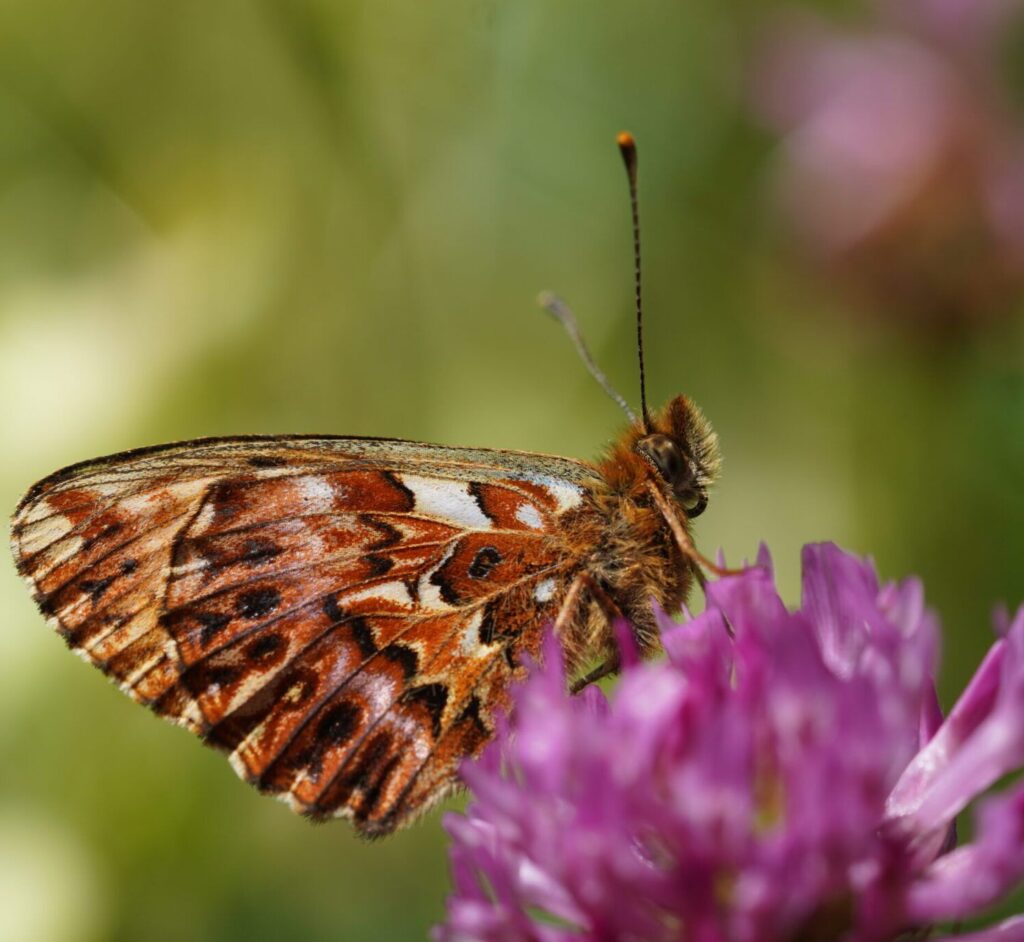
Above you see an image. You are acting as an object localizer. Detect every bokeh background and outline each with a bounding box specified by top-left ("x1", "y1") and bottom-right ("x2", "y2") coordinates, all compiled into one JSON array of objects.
[{"x1": 2, "y1": 1, "x2": 1022, "y2": 940}]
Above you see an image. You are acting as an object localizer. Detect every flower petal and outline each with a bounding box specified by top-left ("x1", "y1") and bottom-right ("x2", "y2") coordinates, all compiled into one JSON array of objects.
[
  {"x1": 887, "y1": 638, "x2": 1007, "y2": 820},
  {"x1": 436, "y1": 549, "x2": 1024, "y2": 942},
  {"x1": 897, "y1": 608, "x2": 1024, "y2": 834},
  {"x1": 800, "y1": 542, "x2": 881, "y2": 677},
  {"x1": 906, "y1": 780, "x2": 1024, "y2": 923}
]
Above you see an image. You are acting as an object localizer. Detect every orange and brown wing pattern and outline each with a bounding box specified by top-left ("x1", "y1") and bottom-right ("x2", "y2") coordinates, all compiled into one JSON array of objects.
[{"x1": 11, "y1": 436, "x2": 594, "y2": 835}]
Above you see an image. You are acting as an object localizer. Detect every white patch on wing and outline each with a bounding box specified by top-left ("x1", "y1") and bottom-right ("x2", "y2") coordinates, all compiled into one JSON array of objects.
[
  {"x1": 191, "y1": 493, "x2": 216, "y2": 534},
  {"x1": 418, "y1": 540, "x2": 459, "y2": 611},
  {"x1": 171, "y1": 558, "x2": 210, "y2": 577},
  {"x1": 412, "y1": 735, "x2": 431, "y2": 761},
  {"x1": 533, "y1": 578, "x2": 557, "y2": 603},
  {"x1": 33, "y1": 534, "x2": 85, "y2": 580},
  {"x1": 514, "y1": 502, "x2": 544, "y2": 530},
  {"x1": 297, "y1": 476, "x2": 338, "y2": 513},
  {"x1": 340, "y1": 580, "x2": 414, "y2": 609},
  {"x1": 120, "y1": 479, "x2": 211, "y2": 516},
  {"x1": 77, "y1": 481, "x2": 130, "y2": 499},
  {"x1": 178, "y1": 695, "x2": 205, "y2": 733},
  {"x1": 347, "y1": 671, "x2": 398, "y2": 717},
  {"x1": 459, "y1": 609, "x2": 486, "y2": 656},
  {"x1": 117, "y1": 493, "x2": 153, "y2": 517},
  {"x1": 87, "y1": 608, "x2": 159, "y2": 658},
  {"x1": 18, "y1": 512, "x2": 73, "y2": 555},
  {"x1": 22, "y1": 498, "x2": 62, "y2": 526},
  {"x1": 382, "y1": 713, "x2": 432, "y2": 761},
  {"x1": 524, "y1": 475, "x2": 584, "y2": 513},
  {"x1": 399, "y1": 474, "x2": 492, "y2": 529},
  {"x1": 228, "y1": 750, "x2": 251, "y2": 781}
]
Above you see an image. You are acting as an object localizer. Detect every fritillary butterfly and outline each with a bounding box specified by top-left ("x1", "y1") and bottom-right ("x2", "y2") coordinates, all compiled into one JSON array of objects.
[{"x1": 10, "y1": 134, "x2": 722, "y2": 836}]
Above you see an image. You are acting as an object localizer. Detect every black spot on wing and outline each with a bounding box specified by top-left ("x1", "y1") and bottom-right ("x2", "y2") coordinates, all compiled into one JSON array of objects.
[
  {"x1": 322, "y1": 597, "x2": 376, "y2": 660},
  {"x1": 380, "y1": 643, "x2": 419, "y2": 680},
  {"x1": 349, "y1": 617, "x2": 378, "y2": 659},
  {"x1": 468, "y1": 482, "x2": 495, "y2": 525},
  {"x1": 323, "y1": 593, "x2": 344, "y2": 625},
  {"x1": 468, "y1": 546, "x2": 502, "y2": 579},
  {"x1": 365, "y1": 554, "x2": 394, "y2": 578},
  {"x1": 240, "y1": 538, "x2": 283, "y2": 565},
  {"x1": 210, "y1": 480, "x2": 251, "y2": 524},
  {"x1": 13, "y1": 547, "x2": 31, "y2": 577},
  {"x1": 170, "y1": 536, "x2": 192, "y2": 569},
  {"x1": 430, "y1": 568, "x2": 461, "y2": 606},
  {"x1": 201, "y1": 663, "x2": 243, "y2": 691},
  {"x1": 79, "y1": 576, "x2": 114, "y2": 602},
  {"x1": 317, "y1": 701, "x2": 361, "y2": 748},
  {"x1": 381, "y1": 471, "x2": 416, "y2": 512},
  {"x1": 37, "y1": 590, "x2": 57, "y2": 618},
  {"x1": 196, "y1": 610, "x2": 232, "y2": 646},
  {"x1": 246, "y1": 632, "x2": 285, "y2": 664},
  {"x1": 478, "y1": 602, "x2": 520, "y2": 647},
  {"x1": 236, "y1": 587, "x2": 281, "y2": 620},
  {"x1": 402, "y1": 682, "x2": 448, "y2": 738},
  {"x1": 458, "y1": 695, "x2": 489, "y2": 739},
  {"x1": 478, "y1": 605, "x2": 498, "y2": 646},
  {"x1": 278, "y1": 698, "x2": 364, "y2": 789},
  {"x1": 296, "y1": 699, "x2": 365, "y2": 781},
  {"x1": 361, "y1": 515, "x2": 403, "y2": 550}
]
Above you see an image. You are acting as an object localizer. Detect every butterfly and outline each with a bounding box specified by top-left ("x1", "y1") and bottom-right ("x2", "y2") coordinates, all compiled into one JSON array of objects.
[{"x1": 9, "y1": 133, "x2": 722, "y2": 837}]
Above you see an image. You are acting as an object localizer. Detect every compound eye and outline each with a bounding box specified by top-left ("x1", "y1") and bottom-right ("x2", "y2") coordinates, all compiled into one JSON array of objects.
[
  {"x1": 652, "y1": 440, "x2": 683, "y2": 482},
  {"x1": 638, "y1": 435, "x2": 703, "y2": 503}
]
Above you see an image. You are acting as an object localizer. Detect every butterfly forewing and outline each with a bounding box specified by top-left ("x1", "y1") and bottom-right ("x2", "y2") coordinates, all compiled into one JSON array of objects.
[{"x1": 11, "y1": 436, "x2": 592, "y2": 835}]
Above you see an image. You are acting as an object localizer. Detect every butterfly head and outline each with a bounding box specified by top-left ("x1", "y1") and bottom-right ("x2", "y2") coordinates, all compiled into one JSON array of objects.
[
  {"x1": 545, "y1": 134, "x2": 722, "y2": 521},
  {"x1": 636, "y1": 396, "x2": 720, "y2": 518}
]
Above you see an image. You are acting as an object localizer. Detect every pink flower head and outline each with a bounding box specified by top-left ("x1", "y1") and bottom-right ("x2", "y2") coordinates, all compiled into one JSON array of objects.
[
  {"x1": 435, "y1": 544, "x2": 1024, "y2": 942},
  {"x1": 752, "y1": 3, "x2": 1024, "y2": 324}
]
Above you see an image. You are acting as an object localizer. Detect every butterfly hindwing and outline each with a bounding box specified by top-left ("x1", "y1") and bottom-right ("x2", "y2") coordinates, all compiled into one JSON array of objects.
[{"x1": 11, "y1": 436, "x2": 591, "y2": 834}]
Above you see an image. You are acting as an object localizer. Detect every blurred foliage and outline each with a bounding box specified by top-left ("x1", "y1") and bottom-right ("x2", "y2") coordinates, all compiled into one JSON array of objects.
[{"x1": 0, "y1": 1, "x2": 1021, "y2": 940}]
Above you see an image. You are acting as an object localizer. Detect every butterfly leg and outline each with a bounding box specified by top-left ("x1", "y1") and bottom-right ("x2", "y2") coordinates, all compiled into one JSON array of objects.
[
  {"x1": 555, "y1": 572, "x2": 625, "y2": 694},
  {"x1": 553, "y1": 571, "x2": 588, "y2": 637},
  {"x1": 570, "y1": 657, "x2": 620, "y2": 694}
]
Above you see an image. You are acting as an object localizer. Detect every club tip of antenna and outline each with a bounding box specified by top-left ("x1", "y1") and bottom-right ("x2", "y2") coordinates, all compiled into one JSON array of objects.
[{"x1": 618, "y1": 131, "x2": 634, "y2": 177}]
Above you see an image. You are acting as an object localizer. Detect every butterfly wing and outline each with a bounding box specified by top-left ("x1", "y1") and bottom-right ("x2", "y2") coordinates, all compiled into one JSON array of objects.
[{"x1": 11, "y1": 435, "x2": 595, "y2": 835}]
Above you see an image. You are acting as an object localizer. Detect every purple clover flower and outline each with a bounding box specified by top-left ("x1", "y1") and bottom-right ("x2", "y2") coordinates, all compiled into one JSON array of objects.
[
  {"x1": 435, "y1": 544, "x2": 1024, "y2": 942},
  {"x1": 751, "y1": 2, "x2": 1024, "y2": 324}
]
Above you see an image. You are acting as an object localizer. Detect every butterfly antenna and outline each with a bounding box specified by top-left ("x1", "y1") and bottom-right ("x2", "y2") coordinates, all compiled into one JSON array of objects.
[
  {"x1": 537, "y1": 291, "x2": 638, "y2": 424},
  {"x1": 617, "y1": 131, "x2": 651, "y2": 432}
]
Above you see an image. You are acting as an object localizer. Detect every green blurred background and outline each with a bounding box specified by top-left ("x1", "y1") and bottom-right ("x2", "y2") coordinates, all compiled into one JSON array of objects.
[{"x1": 1, "y1": 2, "x2": 1021, "y2": 940}]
